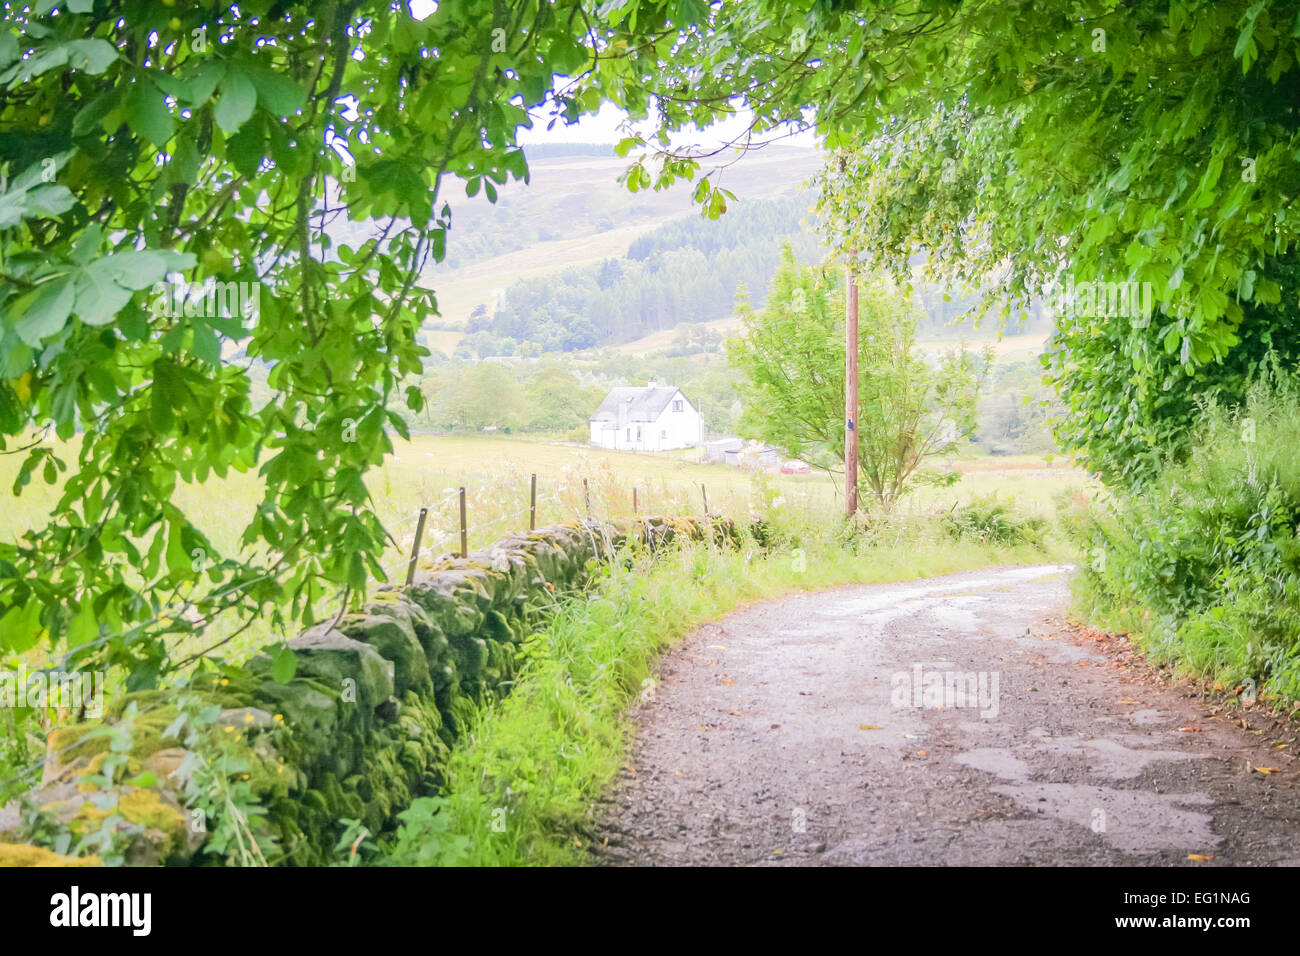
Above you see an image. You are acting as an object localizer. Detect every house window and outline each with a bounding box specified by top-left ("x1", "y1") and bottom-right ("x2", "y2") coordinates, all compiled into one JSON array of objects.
[
  {"x1": 626, "y1": 428, "x2": 631, "y2": 441},
  {"x1": 636, "y1": 426, "x2": 642, "y2": 441},
  {"x1": 660, "y1": 429, "x2": 667, "y2": 440},
  {"x1": 672, "y1": 400, "x2": 683, "y2": 412}
]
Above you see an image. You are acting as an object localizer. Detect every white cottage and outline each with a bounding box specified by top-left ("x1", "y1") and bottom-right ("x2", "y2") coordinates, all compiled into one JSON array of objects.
[{"x1": 588, "y1": 382, "x2": 703, "y2": 451}]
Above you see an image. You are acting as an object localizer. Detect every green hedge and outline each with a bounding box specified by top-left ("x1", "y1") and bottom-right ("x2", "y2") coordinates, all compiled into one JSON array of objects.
[{"x1": 1065, "y1": 377, "x2": 1300, "y2": 703}]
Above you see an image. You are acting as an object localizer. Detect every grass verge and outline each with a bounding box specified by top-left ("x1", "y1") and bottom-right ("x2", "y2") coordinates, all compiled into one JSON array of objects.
[{"x1": 374, "y1": 524, "x2": 1065, "y2": 866}]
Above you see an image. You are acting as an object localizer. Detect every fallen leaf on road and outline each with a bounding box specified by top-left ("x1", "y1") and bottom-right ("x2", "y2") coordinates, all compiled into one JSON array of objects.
[
  {"x1": 1118, "y1": 699, "x2": 1140, "y2": 704},
  {"x1": 859, "y1": 724, "x2": 882, "y2": 730},
  {"x1": 917, "y1": 750, "x2": 927, "y2": 756},
  {"x1": 1179, "y1": 726, "x2": 1203, "y2": 732},
  {"x1": 1186, "y1": 854, "x2": 1215, "y2": 861},
  {"x1": 708, "y1": 645, "x2": 726, "y2": 651},
  {"x1": 721, "y1": 679, "x2": 735, "y2": 685},
  {"x1": 1251, "y1": 766, "x2": 1282, "y2": 774},
  {"x1": 728, "y1": 710, "x2": 741, "y2": 716}
]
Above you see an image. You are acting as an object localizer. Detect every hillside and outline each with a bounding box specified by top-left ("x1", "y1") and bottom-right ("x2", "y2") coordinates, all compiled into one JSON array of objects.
[{"x1": 418, "y1": 144, "x2": 824, "y2": 344}]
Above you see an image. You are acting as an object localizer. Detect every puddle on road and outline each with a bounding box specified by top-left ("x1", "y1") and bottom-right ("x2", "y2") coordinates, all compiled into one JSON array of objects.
[
  {"x1": 955, "y1": 748, "x2": 1033, "y2": 779},
  {"x1": 957, "y1": 739, "x2": 1219, "y2": 854},
  {"x1": 1024, "y1": 732, "x2": 1202, "y2": 779},
  {"x1": 989, "y1": 782, "x2": 1219, "y2": 854}
]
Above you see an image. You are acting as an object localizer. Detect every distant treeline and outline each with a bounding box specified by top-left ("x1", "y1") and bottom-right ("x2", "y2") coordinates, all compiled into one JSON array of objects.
[{"x1": 468, "y1": 195, "x2": 821, "y2": 355}]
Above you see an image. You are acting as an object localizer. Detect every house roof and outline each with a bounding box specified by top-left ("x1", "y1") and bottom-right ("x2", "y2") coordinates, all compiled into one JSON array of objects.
[{"x1": 590, "y1": 386, "x2": 686, "y2": 424}]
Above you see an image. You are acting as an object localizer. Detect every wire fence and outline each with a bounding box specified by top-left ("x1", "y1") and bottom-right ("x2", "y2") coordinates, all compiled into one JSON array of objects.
[
  {"x1": 380, "y1": 469, "x2": 752, "y2": 585},
  {"x1": 0, "y1": 465, "x2": 816, "y2": 799}
]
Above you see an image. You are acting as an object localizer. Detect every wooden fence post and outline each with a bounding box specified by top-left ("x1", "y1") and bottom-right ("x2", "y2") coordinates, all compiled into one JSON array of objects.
[
  {"x1": 529, "y1": 473, "x2": 537, "y2": 530},
  {"x1": 459, "y1": 487, "x2": 467, "y2": 558},
  {"x1": 405, "y1": 507, "x2": 428, "y2": 586}
]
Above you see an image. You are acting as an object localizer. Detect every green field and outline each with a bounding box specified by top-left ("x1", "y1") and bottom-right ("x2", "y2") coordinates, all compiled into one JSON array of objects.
[
  {"x1": 1, "y1": 434, "x2": 1090, "y2": 663},
  {"x1": 3, "y1": 434, "x2": 1090, "y2": 567}
]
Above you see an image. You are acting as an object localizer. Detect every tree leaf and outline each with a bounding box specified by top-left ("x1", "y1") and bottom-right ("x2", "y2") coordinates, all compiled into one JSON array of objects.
[
  {"x1": 171, "y1": 136, "x2": 200, "y2": 184},
  {"x1": 269, "y1": 644, "x2": 297, "y2": 683},
  {"x1": 0, "y1": 601, "x2": 42, "y2": 654},
  {"x1": 14, "y1": 276, "x2": 76, "y2": 345},
  {"x1": 185, "y1": 60, "x2": 226, "y2": 106},
  {"x1": 127, "y1": 79, "x2": 174, "y2": 147},
  {"x1": 214, "y1": 70, "x2": 257, "y2": 134},
  {"x1": 66, "y1": 39, "x2": 119, "y2": 74},
  {"x1": 243, "y1": 62, "x2": 304, "y2": 115},
  {"x1": 74, "y1": 259, "x2": 135, "y2": 326}
]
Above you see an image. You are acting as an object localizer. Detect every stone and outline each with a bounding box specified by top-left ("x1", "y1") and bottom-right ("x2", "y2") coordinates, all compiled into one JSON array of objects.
[
  {"x1": 141, "y1": 747, "x2": 188, "y2": 785},
  {"x1": 407, "y1": 576, "x2": 484, "y2": 636},
  {"x1": 218, "y1": 707, "x2": 274, "y2": 729},
  {"x1": 340, "y1": 612, "x2": 432, "y2": 698},
  {"x1": 286, "y1": 625, "x2": 395, "y2": 729}
]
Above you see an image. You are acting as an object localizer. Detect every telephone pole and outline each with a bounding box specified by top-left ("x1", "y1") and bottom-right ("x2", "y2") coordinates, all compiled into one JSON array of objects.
[{"x1": 845, "y1": 259, "x2": 859, "y2": 517}]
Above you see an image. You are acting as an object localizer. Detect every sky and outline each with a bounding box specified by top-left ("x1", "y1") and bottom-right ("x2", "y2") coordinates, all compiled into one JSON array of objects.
[{"x1": 516, "y1": 101, "x2": 820, "y2": 152}]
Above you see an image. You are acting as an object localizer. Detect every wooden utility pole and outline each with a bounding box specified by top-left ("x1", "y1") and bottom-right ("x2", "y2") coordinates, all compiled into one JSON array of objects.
[{"x1": 845, "y1": 260, "x2": 859, "y2": 517}]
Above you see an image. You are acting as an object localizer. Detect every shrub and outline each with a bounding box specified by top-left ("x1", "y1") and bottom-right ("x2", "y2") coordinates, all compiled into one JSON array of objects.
[
  {"x1": 1066, "y1": 375, "x2": 1300, "y2": 701},
  {"x1": 942, "y1": 495, "x2": 1046, "y2": 546}
]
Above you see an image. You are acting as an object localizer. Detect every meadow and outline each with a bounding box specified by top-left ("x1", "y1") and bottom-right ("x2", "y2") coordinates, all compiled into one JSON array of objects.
[{"x1": 0, "y1": 433, "x2": 1091, "y2": 665}]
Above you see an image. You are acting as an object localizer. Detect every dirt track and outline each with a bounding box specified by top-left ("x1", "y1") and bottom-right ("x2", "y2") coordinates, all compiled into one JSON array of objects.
[{"x1": 592, "y1": 566, "x2": 1300, "y2": 866}]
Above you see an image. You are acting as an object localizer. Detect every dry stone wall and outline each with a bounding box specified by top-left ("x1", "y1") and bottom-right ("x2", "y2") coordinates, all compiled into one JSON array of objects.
[{"x1": 0, "y1": 516, "x2": 736, "y2": 866}]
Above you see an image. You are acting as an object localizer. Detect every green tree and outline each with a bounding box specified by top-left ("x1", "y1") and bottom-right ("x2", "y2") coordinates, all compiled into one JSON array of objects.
[
  {"x1": 524, "y1": 365, "x2": 601, "y2": 432},
  {"x1": 728, "y1": 247, "x2": 984, "y2": 510},
  {"x1": 0, "y1": 0, "x2": 719, "y2": 683},
  {"x1": 451, "y1": 363, "x2": 526, "y2": 431},
  {"x1": 594, "y1": 1, "x2": 1300, "y2": 487}
]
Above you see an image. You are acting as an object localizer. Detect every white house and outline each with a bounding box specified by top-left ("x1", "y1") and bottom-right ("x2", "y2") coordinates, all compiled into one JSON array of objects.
[{"x1": 589, "y1": 382, "x2": 704, "y2": 451}]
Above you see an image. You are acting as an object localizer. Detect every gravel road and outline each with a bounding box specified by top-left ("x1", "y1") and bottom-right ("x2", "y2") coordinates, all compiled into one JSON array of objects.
[{"x1": 592, "y1": 565, "x2": 1300, "y2": 866}]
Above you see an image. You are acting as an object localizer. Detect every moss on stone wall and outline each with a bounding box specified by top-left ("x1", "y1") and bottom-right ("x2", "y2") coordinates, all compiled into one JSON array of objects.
[
  {"x1": 0, "y1": 843, "x2": 102, "y2": 867},
  {"x1": 13, "y1": 517, "x2": 732, "y2": 866}
]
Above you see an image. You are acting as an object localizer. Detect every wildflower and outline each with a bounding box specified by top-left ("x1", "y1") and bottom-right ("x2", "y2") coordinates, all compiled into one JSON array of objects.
[{"x1": 224, "y1": 725, "x2": 235, "y2": 733}]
